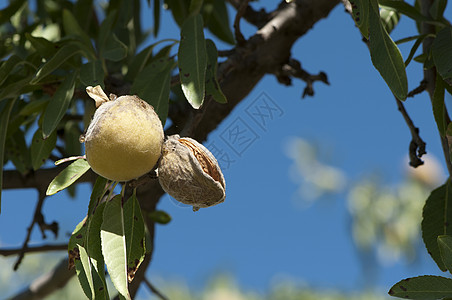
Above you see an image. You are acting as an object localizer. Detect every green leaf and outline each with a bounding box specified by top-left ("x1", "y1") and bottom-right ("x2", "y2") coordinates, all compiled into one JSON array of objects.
[
  {"x1": 46, "y1": 159, "x2": 91, "y2": 196},
  {"x1": 124, "y1": 191, "x2": 146, "y2": 282},
  {"x1": 77, "y1": 245, "x2": 96, "y2": 299},
  {"x1": 432, "y1": 27, "x2": 452, "y2": 86},
  {"x1": 19, "y1": 98, "x2": 49, "y2": 116},
  {"x1": 62, "y1": 9, "x2": 95, "y2": 56},
  {"x1": 438, "y1": 235, "x2": 452, "y2": 273},
  {"x1": 0, "y1": 98, "x2": 17, "y2": 213},
  {"x1": 148, "y1": 210, "x2": 172, "y2": 224},
  {"x1": 98, "y1": 10, "x2": 118, "y2": 55},
  {"x1": 64, "y1": 121, "x2": 82, "y2": 156},
  {"x1": 103, "y1": 34, "x2": 128, "y2": 62},
  {"x1": 101, "y1": 195, "x2": 131, "y2": 300},
  {"x1": 131, "y1": 57, "x2": 175, "y2": 124},
  {"x1": 404, "y1": 34, "x2": 429, "y2": 67},
  {"x1": 0, "y1": 0, "x2": 26, "y2": 24},
  {"x1": 379, "y1": 5, "x2": 400, "y2": 34},
  {"x1": 430, "y1": 0, "x2": 447, "y2": 20},
  {"x1": 30, "y1": 128, "x2": 57, "y2": 171},
  {"x1": 5, "y1": 129, "x2": 30, "y2": 174},
  {"x1": 350, "y1": 0, "x2": 370, "y2": 39},
  {"x1": 68, "y1": 216, "x2": 86, "y2": 267},
  {"x1": 25, "y1": 34, "x2": 58, "y2": 59},
  {"x1": 388, "y1": 275, "x2": 452, "y2": 299},
  {"x1": 368, "y1": 0, "x2": 408, "y2": 100},
  {"x1": 31, "y1": 44, "x2": 82, "y2": 84},
  {"x1": 203, "y1": 0, "x2": 235, "y2": 44},
  {"x1": 80, "y1": 61, "x2": 105, "y2": 88},
  {"x1": 0, "y1": 55, "x2": 22, "y2": 86},
  {"x1": 433, "y1": 74, "x2": 446, "y2": 136},
  {"x1": 422, "y1": 180, "x2": 452, "y2": 272},
  {"x1": 42, "y1": 71, "x2": 77, "y2": 138},
  {"x1": 205, "y1": 39, "x2": 227, "y2": 104},
  {"x1": 178, "y1": 14, "x2": 207, "y2": 109},
  {"x1": 189, "y1": 0, "x2": 203, "y2": 15},
  {"x1": 378, "y1": 0, "x2": 430, "y2": 22},
  {"x1": 164, "y1": 0, "x2": 190, "y2": 26},
  {"x1": 0, "y1": 75, "x2": 33, "y2": 101}
]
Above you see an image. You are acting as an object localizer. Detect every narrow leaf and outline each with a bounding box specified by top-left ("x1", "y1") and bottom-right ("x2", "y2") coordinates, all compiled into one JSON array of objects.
[
  {"x1": 0, "y1": 55, "x2": 22, "y2": 86},
  {"x1": 148, "y1": 210, "x2": 171, "y2": 224},
  {"x1": 205, "y1": 39, "x2": 227, "y2": 104},
  {"x1": 368, "y1": 0, "x2": 408, "y2": 100},
  {"x1": 438, "y1": 235, "x2": 452, "y2": 274},
  {"x1": 422, "y1": 180, "x2": 452, "y2": 272},
  {"x1": 62, "y1": 9, "x2": 95, "y2": 56},
  {"x1": 103, "y1": 34, "x2": 128, "y2": 62},
  {"x1": 432, "y1": 27, "x2": 452, "y2": 86},
  {"x1": 378, "y1": 0, "x2": 430, "y2": 22},
  {"x1": 31, "y1": 44, "x2": 82, "y2": 84},
  {"x1": 389, "y1": 275, "x2": 452, "y2": 299},
  {"x1": 178, "y1": 14, "x2": 207, "y2": 109},
  {"x1": 203, "y1": 0, "x2": 235, "y2": 44},
  {"x1": 42, "y1": 71, "x2": 77, "y2": 138},
  {"x1": 154, "y1": 0, "x2": 160, "y2": 36},
  {"x1": 433, "y1": 74, "x2": 446, "y2": 136},
  {"x1": 30, "y1": 128, "x2": 57, "y2": 171},
  {"x1": 5, "y1": 129, "x2": 30, "y2": 174},
  {"x1": 123, "y1": 191, "x2": 146, "y2": 283},
  {"x1": 350, "y1": 0, "x2": 370, "y2": 38},
  {"x1": 25, "y1": 34, "x2": 58, "y2": 59},
  {"x1": 46, "y1": 159, "x2": 91, "y2": 195},
  {"x1": 77, "y1": 245, "x2": 96, "y2": 299},
  {"x1": 131, "y1": 57, "x2": 174, "y2": 124},
  {"x1": 80, "y1": 61, "x2": 105, "y2": 88},
  {"x1": 0, "y1": 98, "x2": 17, "y2": 213},
  {"x1": 101, "y1": 195, "x2": 131, "y2": 300}
]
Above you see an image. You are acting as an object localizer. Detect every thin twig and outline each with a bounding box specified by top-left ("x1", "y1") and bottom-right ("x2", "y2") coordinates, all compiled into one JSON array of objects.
[
  {"x1": 407, "y1": 79, "x2": 428, "y2": 97},
  {"x1": 143, "y1": 277, "x2": 169, "y2": 300},
  {"x1": 395, "y1": 98, "x2": 426, "y2": 167},
  {"x1": 233, "y1": 0, "x2": 251, "y2": 45},
  {"x1": 275, "y1": 58, "x2": 329, "y2": 98},
  {"x1": 0, "y1": 244, "x2": 67, "y2": 257}
]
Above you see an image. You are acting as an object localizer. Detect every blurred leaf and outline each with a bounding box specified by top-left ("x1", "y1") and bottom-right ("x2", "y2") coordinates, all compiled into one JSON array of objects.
[
  {"x1": 0, "y1": 0, "x2": 25, "y2": 24},
  {"x1": 0, "y1": 98, "x2": 17, "y2": 213},
  {"x1": 178, "y1": 14, "x2": 207, "y2": 109},
  {"x1": 126, "y1": 39, "x2": 177, "y2": 80},
  {"x1": 369, "y1": 0, "x2": 407, "y2": 100},
  {"x1": 46, "y1": 159, "x2": 91, "y2": 196},
  {"x1": 378, "y1": 0, "x2": 430, "y2": 22},
  {"x1": 30, "y1": 128, "x2": 57, "y2": 171},
  {"x1": 42, "y1": 71, "x2": 77, "y2": 138},
  {"x1": 438, "y1": 235, "x2": 452, "y2": 273},
  {"x1": 62, "y1": 9, "x2": 95, "y2": 56},
  {"x1": 189, "y1": 0, "x2": 203, "y2": 15},
  {"x1": 103, "y1": 34, "x2": 128, "y2": 62},
  {"x1": 148, "y1": 210, "x2": 171, "y2": 224},
  {"x1": 5, "y1": 129, "x2": 30, "y2": 174},
  {"x1": 101, "y1": 195, "x2": 131, "y2": 300},
  {"x1": 98, "y1": 10, "x2": 118, "y2": 56},
  {"x1": 25, "y1": 34, "x2": 58, "y2": 59},
  {"x1": 124, "y1": 190, "x2": 146, "y2": 283},
  {"x1": 19, "y1": 98, "x2": 49, "y2": 116},
  {"x1": 350, "y1": 0, "x2": 370, "y2": 38},
  {"x1": 432, "y1": 26, "x2": 452, "y2": 86},
  {"x1": 154, "y1": 0, "x2": 160, "y2": 36},
  {"x1": 164, "y1": 0, "x2": 190, "y2": 26},
  {"x1": 80, "y1": 61, "x2": 105, "y2": 88},
  {"x1": 205, "y1": 39, "x2": 227, "y2": 104},
  {"x1": 379, "y1": 6, "x2": 400, "y2": 34},
  {"x1": 422, "y1": 180, "x2": 452, "y2": 272},
  {"x1": 433, "y1": 74, "x2": 446, "y2": 136},
  {"x1": 203, "y1": 0, "x2": 235, "y2": 44},
  {"x1": 131, "y1": 57, "x2": 175, "y2": 124},
  {"x1": 388, "y1": 275, "x2": 452, "y2": 299},
  {"x1": 0, "y1": 55, "x2": 22, "y2": 86},
  {"x1": 64, "y1": 121, "x2": 82, "y2": 156},
  {"x1": 74, "y1": 0, "x2": 94, "y2": 31},
  {"x1": 430, "y1": 0, "x2": 447, "y2": 20},
  {"x1": 31, "y1": 44, "x2": 82, "y2": 84},
  {"x1": 0, "y1": 75, "x2": 33, "y2": 101}
]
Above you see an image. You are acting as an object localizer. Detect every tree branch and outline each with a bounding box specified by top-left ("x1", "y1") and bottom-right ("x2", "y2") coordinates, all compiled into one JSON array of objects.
[
  {"x1": 9, "y1": 258, "x2": 75, "y2": 300},
  {"x1": 0, "y1": 244, "x2": 67, "y2": 257}
]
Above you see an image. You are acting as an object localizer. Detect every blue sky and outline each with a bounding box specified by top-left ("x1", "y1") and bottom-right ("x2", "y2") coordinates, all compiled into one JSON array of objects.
[{"x1": 2, "y1": 0, "x2": 452, "y2": 298}]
